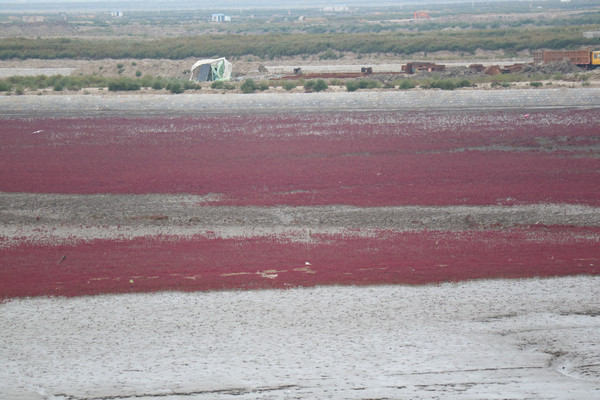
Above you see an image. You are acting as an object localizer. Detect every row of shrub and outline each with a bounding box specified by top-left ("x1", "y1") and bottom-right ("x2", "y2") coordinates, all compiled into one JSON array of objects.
[
  {"x1": 0, "y1": 76, "x2": 328, "y2": 93},
  {"x1": 1, "y1": 75, "x2": 583, "y2": 94},
  {"x1": 211, "y1": 79, "x2": 327, "y2": 93},
  {"x1": 0, "y1": 75, "x2": 202, "y2": 93},
  {"x1": 1, "y1": 26, "x2": 596, "y2": 60}
]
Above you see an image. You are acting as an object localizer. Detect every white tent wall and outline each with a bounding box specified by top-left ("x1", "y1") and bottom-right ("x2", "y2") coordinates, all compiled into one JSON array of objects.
[{"x1": 190, "y1": 58, "x2": 232, "y2": 82}]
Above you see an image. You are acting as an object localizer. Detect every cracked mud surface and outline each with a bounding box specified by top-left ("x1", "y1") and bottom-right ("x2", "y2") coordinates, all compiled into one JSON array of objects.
[{"x1": 2, "y1": 277, "x2": 599, "y2": 399}]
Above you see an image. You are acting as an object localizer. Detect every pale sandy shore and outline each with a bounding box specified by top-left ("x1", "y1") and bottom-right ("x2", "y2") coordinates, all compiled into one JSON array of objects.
[
  {"x1": 1, "y1": 276, "x2": 599, "y2": 399},
  {"x1": 2, "y1": 88, "x2": 600, "y2": 116}
]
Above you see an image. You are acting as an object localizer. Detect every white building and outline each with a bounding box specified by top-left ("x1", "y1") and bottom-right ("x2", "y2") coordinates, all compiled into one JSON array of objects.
[
  {"x1": 322, "y1": 4, "x2": 349, "y2": 12},
  {"x1": 211, "y1": 14, "x2": 231, "y2": 22}
]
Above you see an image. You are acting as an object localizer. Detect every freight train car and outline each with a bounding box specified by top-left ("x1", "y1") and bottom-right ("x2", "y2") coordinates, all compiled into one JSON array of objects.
[{"x1": 533, "y1": 49, "x2": 600, "y2": 69}]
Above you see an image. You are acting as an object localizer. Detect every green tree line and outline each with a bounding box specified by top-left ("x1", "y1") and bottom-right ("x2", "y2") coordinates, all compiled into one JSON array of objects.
[{"x1": 1, "y1": 26, "x2": 597, "y2": 60}]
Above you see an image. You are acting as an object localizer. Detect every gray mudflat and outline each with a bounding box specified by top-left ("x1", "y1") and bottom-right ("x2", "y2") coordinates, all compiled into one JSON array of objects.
[{"x1": 2, "y1": 88, "x2": 600, "y2": 117}]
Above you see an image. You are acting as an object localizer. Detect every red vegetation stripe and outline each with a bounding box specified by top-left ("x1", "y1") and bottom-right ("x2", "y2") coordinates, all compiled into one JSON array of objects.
[
  {"x1": 1, "y1": 227, "x2": 598, "y2": 299},
  {"x1": 1, "y1": 110, "x2": 599, "y2": 206}
]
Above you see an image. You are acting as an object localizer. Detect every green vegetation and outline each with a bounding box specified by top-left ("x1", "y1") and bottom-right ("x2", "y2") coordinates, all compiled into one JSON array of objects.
[
  {"x1": 0, "y1": 74, "x2": 202, "y2": 93},
  {"x1": 1, "y1": 24, "x2": 597, "y2": 60},
  {"x1": 0, "y1": 80, "x2": 11, "y2": 92},
  {"x1": 0, "y1": 68, "x2": 593, "y2": 95},
  {"x1": 240, "y1": 79, "x2": 257, "y2": 93},
  {"x1": 240, "y1": 78, "x2": 269, "y2": 93},
  {"x1": 397, "y1": 79, "x2": 416, "y2": 90},
  {"x1": 282, "y1": 81, "x2": 297, "y2": 91},
  {"x1": 210, "y1": 80, "x2": 236, "y2": 90},
  {"x1": 151, "y1": 79, "x2": 165, "y2": 90},
  {"x1": 346, "y1": 79, "x2": 382, "y2": 92},
  {"x1": 304, "y1": 79, "x2": 328, "y2": 92},
  {"x1": 491, "y1": 81, "x2": 512, "y2": 88},
  {"x1": 108, "y1": 77, "x2": 141, "y2": 91},
  {"x1": 165, "y1": 81, "x2": 183, "y2": 94}
]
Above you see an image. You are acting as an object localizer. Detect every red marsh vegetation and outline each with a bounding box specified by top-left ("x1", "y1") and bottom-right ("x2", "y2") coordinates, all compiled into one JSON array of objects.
[
  {"x1": 1, "y1": 227, "x2": 599, "y2": 298},
  {"x1": 1, "y1": 109, "x2": 599, "y2": 298},
  {"x1": 1, "y1": 110, "x2": 599, "y2": 206}
]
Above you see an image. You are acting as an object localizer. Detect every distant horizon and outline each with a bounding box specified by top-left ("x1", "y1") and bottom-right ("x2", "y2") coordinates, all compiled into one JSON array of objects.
[{"x1": 1, "y1": 0, "x2": 527, "y2": 13}]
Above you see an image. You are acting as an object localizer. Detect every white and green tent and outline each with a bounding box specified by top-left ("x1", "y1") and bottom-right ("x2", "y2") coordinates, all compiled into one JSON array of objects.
[{"x1": 190, "y1": 58, "x2": 232, "y2": 82}]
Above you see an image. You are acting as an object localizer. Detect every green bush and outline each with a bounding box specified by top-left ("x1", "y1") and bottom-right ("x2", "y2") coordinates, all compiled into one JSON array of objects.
[
  {"x1": 430, "y1": 80, "x2": 456, "y2": 90},
  {"x1": 0, "y1": 80, "x2": 12, "y2": 92},
  {"x1": 283, "y1": 81, "x2": 297, "y2": 91},
  {"x1": 67, "y1": 82, "x2": 81, "y2": 91},
  {"x1": 398, "y1": 79, "x2": 416, "y2": 90},
  {"x1": 241, "y1": 78, "x2": 257, "y2": 93},
  {"x1": 166, "y1": 81, "x2": 184, "y2": 94},
  {"x1": 346, "y1": 80, "x2": 359, "y2": 92},
  {"x1": 141, "y1": 74, "x2": 154, "y2": 87},
  {"x1": 421, "y1": 78, "x2": 472, "y2": 91},
  {"x1": 456, "y1": 79, "x2": 472, "y2": 88},
  {"x1": 183, "y1": 80, "x2": 201, "y2": 90},
  {"x1": 347, "y1": 79, "x2": 381, "y2": 91},
  {"x1": 108, "y1": 77, "x2": 141, "y2": 91},
  {"x1": 151, "y1": 79, "x2": 165, "y2": 90},
  {"x1": 530, "y1": 81, "x2": 543, "y2": 87},
  {"x1": 211, "y1": 80, "x2": 235, "y2": 90},
  {"x1": 359, "y1": 79, "x2": 381, "y2": 89},
  {"x1": 305, "y1": 79, "x2": 328, "y2": 92},
  {"x1": 135, "y1": 70, "x2": 142, "y2": 77}
]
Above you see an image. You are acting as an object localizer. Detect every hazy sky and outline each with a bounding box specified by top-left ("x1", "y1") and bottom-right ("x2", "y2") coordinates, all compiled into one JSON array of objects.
[
  {"x1": 2, "y1": 0, "x2": 494, "y2": 7},
  {"x1": 1, "y1": 0, "x2": 526, "y2": 12}
]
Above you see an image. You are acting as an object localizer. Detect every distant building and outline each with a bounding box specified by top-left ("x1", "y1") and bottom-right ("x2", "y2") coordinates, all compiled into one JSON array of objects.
[
  {"x1": 111, "y1": 10, "x2": 123, "y2": 18},
  {"x1": 22, "y1": 16, "x2": 45, "y2": 23},
  {"x1": 211, "y1": 14, "x2": 231, "y2": 22},
  {"x1": 322, "y1": 4, "x2": 349, "y2": 12}
]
